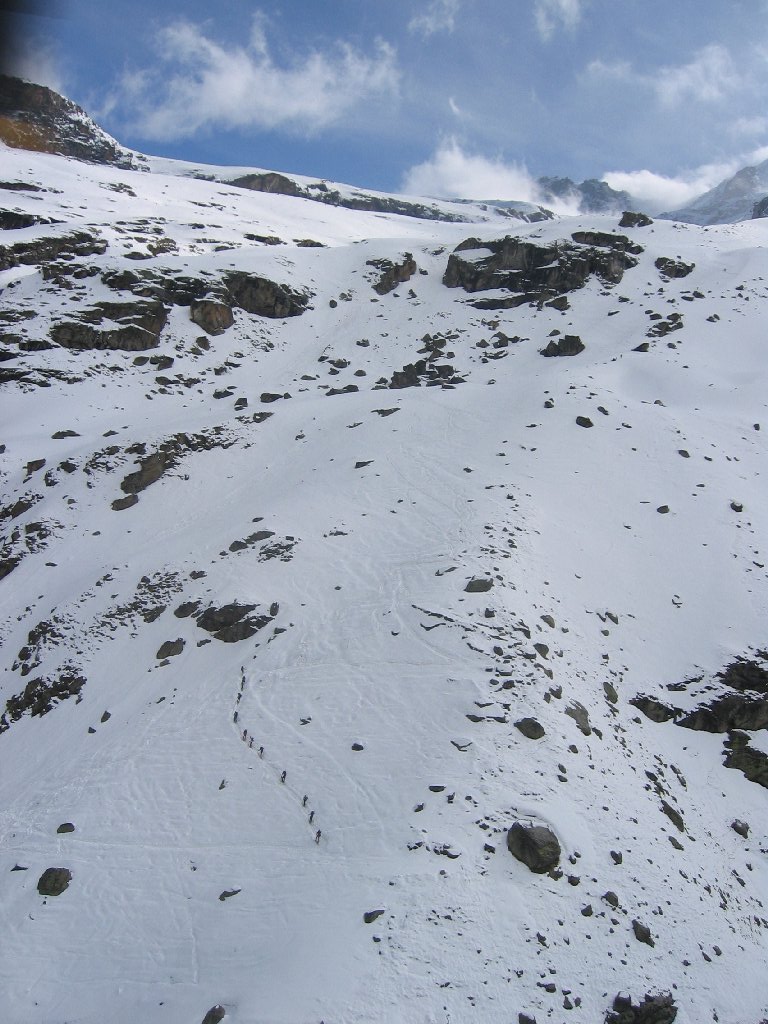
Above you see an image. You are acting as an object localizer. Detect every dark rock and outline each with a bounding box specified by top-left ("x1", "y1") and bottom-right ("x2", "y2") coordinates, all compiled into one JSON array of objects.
[
  {"x1": 0, "y1": 75, "x2": 138, "y2": 167},
  {"x1": 655, "y1": 257, "x2": 694, "y2": 279},
  {"x1": 37, "y1": 867, "x2": 71, "y2": 896},
  {"x1": 519, "y1": 1015, "x2": 537, "y2": 1024},
  {"x1": 752, "y1": 196, "x2": 768, "y2": 220},
  {"x1": 515, "y1": 717, "x2": 545, "y2": 739},
  {"x1": 565, "y1": 701, "x2": 591, "y2": 736},
  {"x1": 619, "y1": 211, "x2": 654, "y2": 228},
  {"x1": 366, "y1": 253, "x2": 417, "y2": 295},
  {"x1": 111, "y1": 494, "x2": 138, "y2": 511},
  {"x1": 660, "y1": 800, "x2": 684, "y2": 832},
  {"x1": 0, "y1": 210, "x2": 58, "y2": 230},
  {"x1": 232, "y1": 171, "x2": 304, "y2": 196},
  {"x1": 630, "y1": 696, "x2": 679, "y2": 723},
  {"x1": 51, "y1": 298, "x2": 167, "y2": 352},
  {"x1": 678, "y1": 693, "x2": 768, "y2": 733},
  {"x1": 576, "y1": 416, "x2": 593, "y2": 428},
  {"x1": 605, "y1": 992, "x2": 677, "y2": 1024},
  {"x1": 121, "y1": 451, "x2": 169, "y2": 494},
  {"x1": 56, "y1": 823, "x2": 75, "y2": 833},
  {"x1": 724, "y1": 730, "x2": 768, "y2": 788},
  {"x1": 190, "y1": 298, "x2": 234, "y2": 335},
  {"x1": 197, "y1": 604, "x2": 255, "y2": 633},
  {"x1": 218, "y1": 889, "x2": 241, "y2": 901},
  {"x1": 603, "y1": 891, "x2": 619, "y2": 908},
  {"x1": 201, "y1": 1007, "x2": 226, "y2": 1024},
  {"x1": 719, "y1": 657, "x2": 768, "y2": 694},
  {"x1": 507, "y1": 821, "x2": 561, "y2": 873},
  {"x1": 540, "y1": 334, "x2": 584, "y2": 357},
  {"x1": 465, "y1": 578, "x2": 493, "y2": 593},
  {"x1": 363, "y1": 909, "x2": 385, "y2": 923},
  {"x1": 571, "y1": 230, "x2": 643, "y2": 255},
  {"x1": 443, "y1": 234, "x2": 637, "y2": 306},
  {"x1": 156, "y1": 639, "x2": 185, "y2": 659},
  {"x1": 631, "y1": 920, "x2": 655, "y2": 946},
  {"x1": 225, "y1": 271, "x2": 310, "y2": 318},
  {"x1": 1, "y1": 672, "x2": 86, "y2": 730},
  {"x1": 731, "y1": 819, "x2": 750, "y2": 838}
]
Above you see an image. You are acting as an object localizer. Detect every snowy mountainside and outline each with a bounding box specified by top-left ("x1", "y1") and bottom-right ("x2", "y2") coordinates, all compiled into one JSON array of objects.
[
  {"x1": 660, "y1": 157, "x2": 768, "y2": 226},
  {"x1": 0, "y1": 140, "x2": 768, "y2": 1024}
]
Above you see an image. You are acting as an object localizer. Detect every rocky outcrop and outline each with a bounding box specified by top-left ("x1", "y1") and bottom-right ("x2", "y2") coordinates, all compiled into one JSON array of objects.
[
  {"x1": 196, "y1": 602, "x2": 275, "y2": 643},
  {"x1": 605, "y1": 992, "x2": 677, "y2": 1024},
  {"x1": 506, "y1": 821, "x2": 561, "y2": 873},
  {"x1": 231, "y1": 171, "x2": 304, "y2": 197},
  {"x1": 619, "y1": 211, "x2": 653, "y2": 228},
  {"x1": 724, "y1": 731, "x2": 768, "y2": 788},
  {"x1": 224, "y1": 272, "x2": 310, "y2": 318},
  {"x1": 537, "y1": 176, "x2": 632, "y2": 214},
  {"x1": 752, "y1": 196, "x2": 768, "y2": 219},
  {"x1": 655, "y1": 257, "x2": 694, "y2": 279},
  {"x1": 366, "y1": 254, "x2": 417, "y2": 295},
  {"x1": 1, "y1": 672, "x2": 86, "y2": 732},
  {"x1": 570, "y1": 230, "x2": 643, "y2": 255},
  {"x1": 0, "y1": 229, "x2": 106, "y2": 271},
  {"x1": 540, "y1": 334, "x2": 584, "y2": 357},
  {"x1": 0, "y1": 75, "x2": 138, "y2": 168},
  {"x1": 443, "y1": 235, "x2": 636, "y2": 307},
  {"x1": 51, "y1": 297, "x2": 168, "y2": 352}
]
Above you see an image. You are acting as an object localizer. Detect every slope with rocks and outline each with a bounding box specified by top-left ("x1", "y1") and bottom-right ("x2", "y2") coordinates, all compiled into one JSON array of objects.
[
  {"x1": 660, "y1": 157, "x2": 768, "y2": 225},
  {"x1": 0, "y1": 116, "x2": 767, "y2": 1024}
]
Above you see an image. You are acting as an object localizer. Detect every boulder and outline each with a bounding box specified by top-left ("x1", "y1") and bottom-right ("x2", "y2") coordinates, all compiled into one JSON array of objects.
[
  {"x1": 507, "y1": 821, "x2": 561, "y2": 873},
  {"x1": 190, "y1": 298, "x2": 234, "y2": 336},
  {"x1": 37, "y1": 867, "x2": 71, "y2": 896},
  {"x1": 540, "y1": 334, "x2": 584, "y2": 357},
  {"x1": 156, "y1": 639, "x2": 185, "y2": 659},
  {"x1": 515, "y1": 718, "x2": 545, "y2": 739},
  {"x1": 366, "y1": 254, "x2": 417, "y2": 295},
  {"x1": 655, "y1": 257, "x2": 694, "y2": 279}
]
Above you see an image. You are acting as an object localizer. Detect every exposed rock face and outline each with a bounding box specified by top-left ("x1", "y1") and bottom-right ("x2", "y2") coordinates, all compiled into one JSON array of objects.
[
  {"x1": 443, "y1": 235, "x2": 636, "y2": 308},
  {"x1": 190, "y1": 298, "x2": 234, "y2": 336},
  {"x1": 537, "y1": 176, "x2": 632, "y2": 214},
  {"x1": 37, "y1": 867, "x2": 72, "y2": 896},
  {"x1": 0, "y1": 230, "x2": 106, "y2": 272},
  {"x1": 0, "y1": 672, "x2": 86, "y2": 731},
  {"x1": 366, "y1": 254, "x2": 417, "y2": 295},
  {"x1": 570, "y1": 230, "x2": 643, "y2": 255},
  {"x1": 655, "y1": 257, "x2": 694, "y2": 279},
  {"x1": 515, "y1": 718, "x2": 545, "y2": 739},
  {"x1": 605, "y1": 992, "x2": 677, "y2": 1024},
  {"x1": 752, "y1": 196, "x2": 768, "y2": 219},
  {"x1": 51, "y1": 298, "x2": 168, "y2": 352},
  {"x1": 619, "y1": 211, "x2": 654, "y2": 228},
  {"x1": 0, "y1": 75, "x2": 138, "y2": 168},
  {"x1": 540, "y1": 334, "x2": 584, "y2": 357},
  {"x1": 231, "y1": 171, "x2": 465, "y2": 222},
  {"x1": 156, "y1": 639, "x2": 185, "y2": 659},
  {"x1": 196, "y1": 603, "x2": 274, "y2": 643},
  {"x1": 224, "y1": 272, "x2": 310, "y2": 318},
  {"x1": 724, "y1": 731, "x2": 768, "y2": 788},
  {"x1": 506, "y1": 821, "x2": 561, "y2": 873}
]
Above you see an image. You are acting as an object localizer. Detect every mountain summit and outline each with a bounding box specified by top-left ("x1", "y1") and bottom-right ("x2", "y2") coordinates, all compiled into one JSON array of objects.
[{"x1": 0, "y1": 78, "x2": 767, "y2": 1024}]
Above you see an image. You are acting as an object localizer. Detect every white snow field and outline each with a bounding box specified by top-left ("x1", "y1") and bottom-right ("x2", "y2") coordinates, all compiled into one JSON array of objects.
[{"x1": 0, "y1": 142, "x2": 767, "y2": 1024}]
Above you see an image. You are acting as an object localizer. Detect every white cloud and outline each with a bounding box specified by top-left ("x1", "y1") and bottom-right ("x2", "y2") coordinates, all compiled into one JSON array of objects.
[
  {"x1": 408, "y1": 0, "x2": 460, "y2": 37},
  {"x1": 602, "y1": 146, "x2": 768, "y2": 211},
  {"x1": 401, "y1": 137, "x2": 579, "y2": 212},
  {"x1": 535, "y1": 0, "x2": 583, "y2": 41},
  {"x1": 115, "y1": 17, "x2": 399, "y2": 141},
  {"x1": 654, "y1": 44, "x2": 740, "y2": 106},
  {"x1": 588, "y1": 45, "x2": 742, "y2": 108}
]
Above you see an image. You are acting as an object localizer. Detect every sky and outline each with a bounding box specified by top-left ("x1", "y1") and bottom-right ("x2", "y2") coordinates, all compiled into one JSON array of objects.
[{"x1": 5, "y1": 0, "x2": 768, "y2": 209}]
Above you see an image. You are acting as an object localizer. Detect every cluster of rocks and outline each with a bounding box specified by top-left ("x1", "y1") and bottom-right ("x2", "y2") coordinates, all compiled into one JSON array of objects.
[{"x1": 443, "y1": 233, "x2": 638, "y2": 309}]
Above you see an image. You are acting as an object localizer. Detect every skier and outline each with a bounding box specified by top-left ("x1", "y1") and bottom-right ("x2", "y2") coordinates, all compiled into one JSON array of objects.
[
  {"x1": 280, "y1": 770, "x2": 287, "y2": 784},
  {"x1": 248, "y1": 737, "x2": 254, "y2": 748},
  {"x1": 309, "y1": 810, "x2": 315, "y2": 824},
  {"x1": 302, "y1": 795, "x2": 308, "y2": 807},
  {"x1": 315, "y1": 830, "x2": 322, "y2": 844},
  {"x1": 258, "y1": 746, "x2": 264, "y2": 758}
]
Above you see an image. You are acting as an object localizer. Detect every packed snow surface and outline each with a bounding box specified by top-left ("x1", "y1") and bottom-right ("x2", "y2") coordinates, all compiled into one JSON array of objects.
[{"x1": 0, "y1": 144, "x2": 767, "y2": 1024}]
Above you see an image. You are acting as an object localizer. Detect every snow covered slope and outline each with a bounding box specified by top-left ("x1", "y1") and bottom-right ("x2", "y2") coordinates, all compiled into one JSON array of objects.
[{"x1": 1, "y1": 140, "x2": 767, "y2": 1024}]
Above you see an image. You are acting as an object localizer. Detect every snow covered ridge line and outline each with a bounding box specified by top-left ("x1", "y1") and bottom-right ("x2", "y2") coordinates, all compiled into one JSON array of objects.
[{"x1": 1, "y1": 98, "x2": 768, "y2": 1024}]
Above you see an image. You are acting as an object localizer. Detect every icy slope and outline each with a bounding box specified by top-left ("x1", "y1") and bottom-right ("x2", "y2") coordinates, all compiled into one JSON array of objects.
[{"x1": 0, "y1": 145, "x2": 767, "y2": 1024}]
